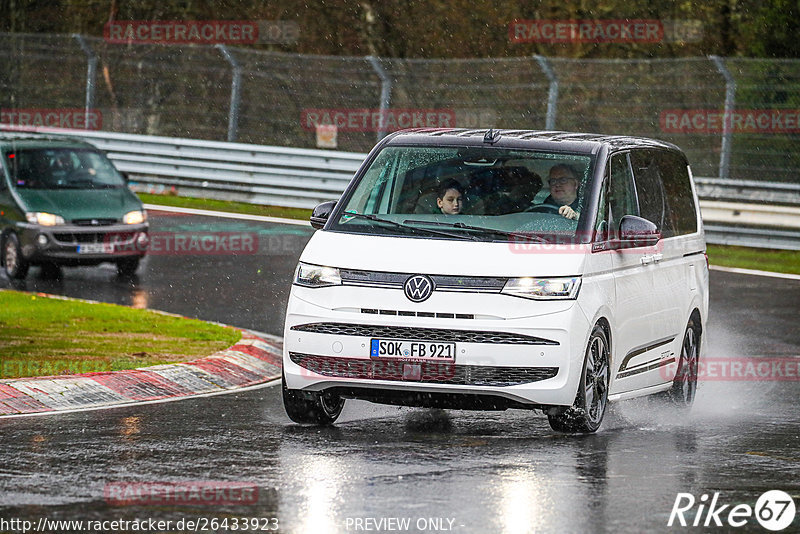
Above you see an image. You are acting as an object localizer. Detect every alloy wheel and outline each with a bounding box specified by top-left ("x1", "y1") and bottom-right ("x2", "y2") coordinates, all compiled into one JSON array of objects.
[
  {"x1": 673, "y1": 325, "x2": 699, "y2": 406},
  {"x1": 584, "y1": 332, "x2": 610, "y2": 425}
]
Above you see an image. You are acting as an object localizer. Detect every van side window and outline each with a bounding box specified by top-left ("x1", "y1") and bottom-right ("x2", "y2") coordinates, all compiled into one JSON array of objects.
[
  {"x1": 594, "y1": 169, "x2": 608, "y2": 236},
  {"x1": 657, "y1": 150, "x2": 698, "y2": 235},
  {"x1": 630, "y1": 150, "x2": 670, "y2": 236},
  {"x1": 608, "y1": 153, "x2": 638, "y2": 231}
]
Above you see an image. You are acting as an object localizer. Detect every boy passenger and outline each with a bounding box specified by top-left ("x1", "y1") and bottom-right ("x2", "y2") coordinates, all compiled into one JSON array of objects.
[{"x1": 437, "y1": 179, "x2": 464, "y2": 215}]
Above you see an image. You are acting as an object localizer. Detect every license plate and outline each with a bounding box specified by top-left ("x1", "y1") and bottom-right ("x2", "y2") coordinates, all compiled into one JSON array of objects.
[
  {"x1": 370, "y1": 339, "x2": 456, "y2": 362},
  {"x1": 78, "y1": 243, "x2": 113, "y2": 254}
]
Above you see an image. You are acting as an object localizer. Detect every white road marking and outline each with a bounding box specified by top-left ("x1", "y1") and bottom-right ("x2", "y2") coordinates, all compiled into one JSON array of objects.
[
  {"x1": 143, "y1": 203, "x2": 311, "y2": 227},
  {"x1": 710, "y1": 264, "x2": 800, "y2": 281}
]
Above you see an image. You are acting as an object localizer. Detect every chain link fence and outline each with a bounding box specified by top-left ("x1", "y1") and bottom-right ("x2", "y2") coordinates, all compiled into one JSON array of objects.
[{"x1": 1, "y1": 32, "x2": 798, "y2": 182}]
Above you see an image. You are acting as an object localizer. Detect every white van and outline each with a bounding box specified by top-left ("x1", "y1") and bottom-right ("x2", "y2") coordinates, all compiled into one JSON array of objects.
[{"x1": 282, "y1": 129, "x2": 708, "y2": 433}]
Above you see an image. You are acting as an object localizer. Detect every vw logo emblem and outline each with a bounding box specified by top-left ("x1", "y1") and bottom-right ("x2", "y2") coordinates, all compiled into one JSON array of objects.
[{"x1": 404, "y1": 274, "x2": 434, "y2": 302}]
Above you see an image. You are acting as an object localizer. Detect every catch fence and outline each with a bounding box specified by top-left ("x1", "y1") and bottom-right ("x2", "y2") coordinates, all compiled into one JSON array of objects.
[{"x1": 2, "y1": 33, "x2": 798, "y2": 183}]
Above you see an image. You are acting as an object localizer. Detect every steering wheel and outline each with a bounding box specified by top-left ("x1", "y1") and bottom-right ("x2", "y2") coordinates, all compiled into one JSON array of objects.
[{"x1": 525, "y1": 203, "x2": 562, "y2": 214}]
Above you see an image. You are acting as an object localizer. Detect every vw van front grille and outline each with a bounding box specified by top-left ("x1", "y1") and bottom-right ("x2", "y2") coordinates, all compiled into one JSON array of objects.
[
  {"x1": 290, "y1": 353, "x2": 559, "y2": 387},
  {"x1": 291, "y1": 322, "x2": 558, "y2": 345},
  {"x1": 339, "y1": 268, "x2": 506, "y2": 293}
]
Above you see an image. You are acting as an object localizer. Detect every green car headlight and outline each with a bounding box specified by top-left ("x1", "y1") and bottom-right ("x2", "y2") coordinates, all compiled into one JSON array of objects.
[
  {"x1": 26, "y1": 212, "x2": 65, "y2": 226},
  {"x1": 123, "y1": 210, "x2": 147, "y2": 225}
]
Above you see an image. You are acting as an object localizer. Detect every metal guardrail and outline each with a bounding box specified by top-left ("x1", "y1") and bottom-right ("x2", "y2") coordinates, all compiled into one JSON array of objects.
[
  {"x1": 2, "y1": 126, "x2": 798, "y2": 249},
  {"x1": 693, "y1": 178, "x2": 800, "y2": 250},
  {"x1": 694, "y1": 178, "x2": 800, "y2": 206},
  {"x1": 1, "y1": 126, "x2": 364, "y2": 209},
  {"x1": 703, "y1": 225, "x2": 800, "y2": 250}
]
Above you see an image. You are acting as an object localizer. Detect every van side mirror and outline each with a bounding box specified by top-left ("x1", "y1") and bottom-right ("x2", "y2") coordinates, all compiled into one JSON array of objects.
[
  {"x1": 618, "y1": 215, "x2": 660, "y2": 248},
  {"x1": 310, "y1": 200, "x2": 337, "y2": 229}
]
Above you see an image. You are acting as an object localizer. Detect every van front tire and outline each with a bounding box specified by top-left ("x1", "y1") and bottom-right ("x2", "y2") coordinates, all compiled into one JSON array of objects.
[
  {"x1": 282, "y1": 373, "x2": 345, "y2": 425},
  {"x1": 548, "y1": 324, "x2": 610, "y2": 433}
]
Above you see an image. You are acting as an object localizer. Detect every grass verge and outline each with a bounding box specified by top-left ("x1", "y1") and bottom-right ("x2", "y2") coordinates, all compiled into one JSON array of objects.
[
  {"x1": 137, "y1": 192, "x2": 312, "y2": 221},
  {"x1": 706, "y1": 244, "x2": 800, "y2": 276},
  {"x1": 0, "y1": 290, "x2": 241, "y2": 379}
]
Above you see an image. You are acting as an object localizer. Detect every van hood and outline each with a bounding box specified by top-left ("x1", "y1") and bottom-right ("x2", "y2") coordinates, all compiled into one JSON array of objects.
[
  {"x1": 300, "y1": 230, "x2": 588, "y2": 277},
  {"x1": 14, "y1": 188, "x2": 142, "y2": 222}
]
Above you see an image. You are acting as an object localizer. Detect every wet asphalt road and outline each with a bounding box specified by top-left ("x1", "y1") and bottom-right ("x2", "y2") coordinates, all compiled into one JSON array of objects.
[{"x1": 1, "y1": 209, "x2": 799, "y2": 533}]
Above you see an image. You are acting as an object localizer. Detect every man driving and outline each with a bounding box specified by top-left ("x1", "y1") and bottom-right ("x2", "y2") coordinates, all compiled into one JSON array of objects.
[{"x1": 543, "y1": 164, "x2": 581, "y2": 220}]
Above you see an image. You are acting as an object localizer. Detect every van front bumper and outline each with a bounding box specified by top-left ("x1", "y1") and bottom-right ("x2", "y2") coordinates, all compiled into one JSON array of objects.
[
  {"x1": 283, "y1": 285, "x2": 590, "y2": 408},
  {"x1": 16, "y1": 222, "x2": 149, "y2": 264}
]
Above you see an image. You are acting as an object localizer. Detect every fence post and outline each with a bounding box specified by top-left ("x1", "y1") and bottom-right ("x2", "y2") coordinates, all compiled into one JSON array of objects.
[
  {"x1": 217, "y1": 44, "x2": 242, "y2": 143},
  {"x1": 72, "y1": 34, "x2": 97, "y2": 129},
  {"x1": 710, "y1": 55, "x2": 736, "y2": 180},
  {"x1": 367, "y1": 56, "x2": 392, "y2": 142},
  {"x1": 534, "y1": 55, "x2": 558, "y2": 130}
]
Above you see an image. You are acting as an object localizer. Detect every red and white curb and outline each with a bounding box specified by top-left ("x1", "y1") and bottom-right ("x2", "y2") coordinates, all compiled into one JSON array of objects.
[{"x1": 0, "y1": 330, "x2": 282, "y2": 417}]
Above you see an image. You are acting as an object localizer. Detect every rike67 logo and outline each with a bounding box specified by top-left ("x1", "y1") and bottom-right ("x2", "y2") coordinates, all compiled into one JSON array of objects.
[{"x1": 668, "y1": 490, "x2": 796, "y2": 531}]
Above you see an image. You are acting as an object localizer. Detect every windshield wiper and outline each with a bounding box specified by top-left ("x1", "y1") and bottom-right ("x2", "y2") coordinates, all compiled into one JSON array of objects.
[
  {"x1": 57, "y1": 181, "x2": 120, "y2": 189},
  {"x1": 403, "y1": 219, "x2": 550, "y2": 243},
  {"x1": 88, "y1": 183, "x2": 121, "y2": 189},
  {"x1": 342, "y1": 212, "x2": 478, "y2": 241}
]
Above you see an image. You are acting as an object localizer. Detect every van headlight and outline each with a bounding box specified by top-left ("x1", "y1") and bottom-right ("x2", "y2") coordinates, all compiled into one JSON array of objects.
[
  {"x1": 295, "y1": 262, "x2": 342, "y2": 288},
  {"x1": 501, "y1": 276, "x2": 581, "y2": 300},
  {"x1": 26, "y1": 212, "x2": 65, "y2": 226},
  {"x1": 123, "y1": 210, "x2": 147, "y2": 225}
]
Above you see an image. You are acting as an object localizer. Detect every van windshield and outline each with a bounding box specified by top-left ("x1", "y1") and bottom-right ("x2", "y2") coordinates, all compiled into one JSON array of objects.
[
  {"x1": 330, "y1": 145, "x2": 595, "y2": 242},
  {"x1": 6, "y1": 148, "x2": 126, "y2": 190}
]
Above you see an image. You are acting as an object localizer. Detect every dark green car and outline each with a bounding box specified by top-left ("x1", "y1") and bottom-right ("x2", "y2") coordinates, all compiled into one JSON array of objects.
[{"x1": 0, "y1": 135, "x2": 149, "y2": 278}]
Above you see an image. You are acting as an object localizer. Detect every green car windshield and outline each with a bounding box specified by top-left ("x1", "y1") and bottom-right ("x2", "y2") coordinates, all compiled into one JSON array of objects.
[
  {"x1": 329, "y1": 146, "x2": 595, "y2": 242},
  {"x1": 6, "y1": 148, "x2": 127, "y2": 190}
]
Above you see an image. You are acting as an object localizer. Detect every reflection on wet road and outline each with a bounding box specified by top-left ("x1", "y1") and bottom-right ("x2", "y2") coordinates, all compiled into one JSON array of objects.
[
  {"x1": 1, "y1": 381, "x2": 798, "y2": 533},
  {"x1": 1, "y1": 210, "x2": 799, "y2": 533}
]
